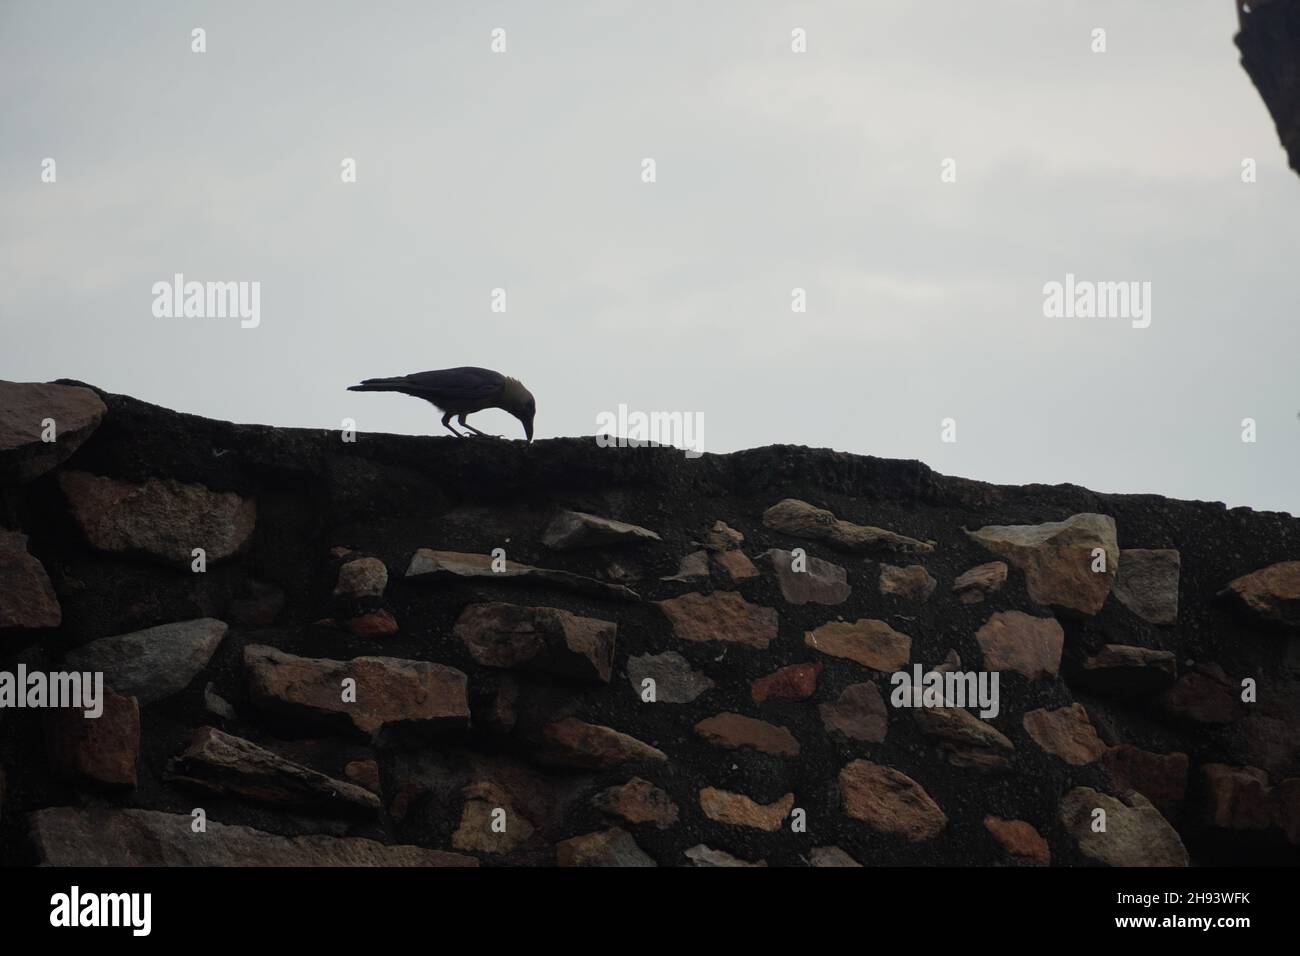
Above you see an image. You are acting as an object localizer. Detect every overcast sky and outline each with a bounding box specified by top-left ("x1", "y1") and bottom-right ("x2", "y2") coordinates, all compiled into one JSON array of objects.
[{"x1": 3, "y1": 1, "x2": 1297, "y2": 515}]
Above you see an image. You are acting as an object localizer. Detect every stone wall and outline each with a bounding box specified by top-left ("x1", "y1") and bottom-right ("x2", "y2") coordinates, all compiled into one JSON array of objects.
[{"x1": 1, "y1": 380, "x2": 1297, "y2": 866}]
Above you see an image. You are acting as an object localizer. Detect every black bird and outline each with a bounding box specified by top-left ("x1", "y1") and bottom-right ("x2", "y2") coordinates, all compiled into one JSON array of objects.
[{"x1": 348, "y1": 367, "x2": 535, "y2": 441}]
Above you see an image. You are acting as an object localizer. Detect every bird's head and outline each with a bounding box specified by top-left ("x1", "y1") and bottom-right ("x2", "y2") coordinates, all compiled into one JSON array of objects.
[{"x1": 501, "y1": 377, "x2": 535, "y2": 442}]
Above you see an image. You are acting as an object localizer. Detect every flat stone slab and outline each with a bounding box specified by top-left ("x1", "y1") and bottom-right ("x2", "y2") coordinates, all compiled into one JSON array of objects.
[
  {"x1": 966, "y1": 513, "x2": 1118, "y2": 615},
  {"x1": 0, "y1": 381, "x2": 106, "y2": 484},
  {"x1": 762, "y1": 499, "x2": 935, "y2": 554},
  {"x1": 406, "y1": 549, "x2": 639, "y2": 602},
  {"x1": 63, "y1": 618, "x2": 227, "y2": 703},
  {"x1": 542, "y1": 511, "x2": 660, "y2": 550},
  {"x1": 58, "y1": 470, "x2": 256, "y2": 567},
  {"x1": 165, "y1": 726, "x2": 381, "y2": 815},
  {"x1": 244, "y1": 644, "x2": 469, "y2": 741},
  {"x1": 29, "y1": 807, "x2": 477, "y2": 866}
]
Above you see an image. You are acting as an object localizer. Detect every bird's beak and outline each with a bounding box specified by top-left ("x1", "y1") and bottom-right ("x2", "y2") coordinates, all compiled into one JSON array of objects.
[{"x1": 523, "y1": 415, "x2": 534, "y2": 443}]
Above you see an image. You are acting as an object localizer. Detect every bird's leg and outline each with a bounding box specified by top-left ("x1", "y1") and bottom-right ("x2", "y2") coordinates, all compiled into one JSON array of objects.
[
  {"x1": 457, "y1": 414, "x2": 499, "y2": 438},
  {"x1": 441, "y1": 412, "x2": 467, "y2": 438}
]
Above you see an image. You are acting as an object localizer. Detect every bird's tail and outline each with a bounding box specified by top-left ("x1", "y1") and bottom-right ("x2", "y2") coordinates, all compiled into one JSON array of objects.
[{"x1": 347, "y1": 377, "x2": 410, "y2": 393}]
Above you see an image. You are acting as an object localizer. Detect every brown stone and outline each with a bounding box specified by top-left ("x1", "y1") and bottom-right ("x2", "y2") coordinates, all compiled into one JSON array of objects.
[
  {"x1": 914, "y1": 705, "x2": 1014, "y2": 771},
  {"x1": 698, "y1": 787, "x2": 793, "y2": 831},
  {"x1": 658, "y1": 591, "x2": 778, "y2": 648},
  {"x1": 29, "y1": 807, "x2": 477, "y2": 866},
  {"x1": 537, "y1": 717, "x2": 667, "y2": 768},
  {"x1": 952, "y1": 561, "x2": 1008, "y2": 604},
  {"x1": 1159, "y1": 663, "x2": 1238, "y2": 724},
  {"x1": 1101, "y1": 745, "x2": 1188, "y2": 812},
  {"x1": 661, "y1": 550, "x2": 710, "y2": 583},
  {"x1": 1023, "y1": 704, "x2": 1106, "y2": 766},
  {"x1": 1078, "y1": 644, "x2": 1177, "y2": 698},
  {"x1": 760, "y1": 548, "x2": 850, "y2": 605},
  {"x1": 452, "y1": 780, "x2": 535, "y2": 853},
  {"x1": 344, "y1": 759, "x2": 381, "y2": 793},
  {"x1": 165, "y1": 726, "x2": 380, "y2": 814},
  {"x1": 751, "y1": 662, "x2": 822, "y2": 702},
  {"x1": 43, "y1": 687, "x2": 139, "y2": 789},
  {"x1": 244, "y1": 644, "x2": 469, "y2": 741},
  {"x1": 714, "y1": 549, "x2": 759, "y2": 582},
  {"x1": 809, "y1": 846, "x2": 861, "y2": 867},
  {"x1": 694, "y1": 712, "x2": 799, "y2": 756},
  {"x1": 0, "y1": 539, "x2": 62, "y2": 630},
  {"x1": 819, "y1": 682, "x2": 888, "y2": 743},
  {"x1": 684, "y1": 844, "x2": 766, "y2": 867},
  {"x1": 542, "y1": 511, "x2": 661, "y2": 550},
  {"x1": 58, "y1": 470, "x2": 256, "y2": 567},
  {"x1": 966, "y1": 513, "x2": 1118, "y2": 615},
  {"x1": 405, "y1": 549, "x2": 638, "y2": 602},
  {"x1": 878, "y1": 564, "x2": 937, "y2": 602},
  {"x1": 975, "y1": 611, "x2": 1063, "y2": 680},
  {"x1": 983, "y1": 816, "x2": 1050, "y2": 865},
  {"x1": 805, "y1": 619, "x2": 911, "y2": 671},
  {"x1": 556, "y1": 827, "x2": 656, "y2": 866},
  {"x1": 334, "y1": 556, "x2": 388, "y2": 598},
  {"x1": 454, "y1": 602, "x2": 616, "y2": 683},
  {"x1": 1198, "y1": 763, "x2": 1276, "y2": 832},
  {"x1": 593, "y1": 777, "x2": 679, "y2": 829},
  {"x1": 702, "y1": 520, "x2": 745, "y2": 552},
  {"x1": 0, "y1": 380, "x2": 107, "y2": 484},
  {"x1": 1221, "y1": 560, "x2": 1300, "y2": 627},
  {"x1": 345, "y1": 609, "x2": 399, "y2": 637},
  {"x1": 762, "y1": 498, "x2": 935, "y2": 554},
  {"x1": 1059, "y1": 787, "x2": 1188, "y2": 866},
  {"x1": 839, "y1": 760, "x2": 946, "y2": 841}
]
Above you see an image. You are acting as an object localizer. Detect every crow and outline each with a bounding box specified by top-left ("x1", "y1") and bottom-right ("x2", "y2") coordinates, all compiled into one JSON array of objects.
[{"x1": 348, "y1": 367, "x2": 535, "y2": 441}]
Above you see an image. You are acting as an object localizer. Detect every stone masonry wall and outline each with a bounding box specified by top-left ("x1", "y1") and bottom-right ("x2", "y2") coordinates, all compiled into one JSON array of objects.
[{"x1": 1, "y1": 380, "x2": 1298, "y2": 866}]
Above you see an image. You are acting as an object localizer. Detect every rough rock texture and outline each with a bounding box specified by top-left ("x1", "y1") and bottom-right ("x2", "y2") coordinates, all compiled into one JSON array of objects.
[
  {"x1": 29, "y1": 807, "x2": 477, "y2": 866},
  {"x1": 453, "y1": 602, "x2": 615, "y2": 682},
  {"x1": 760, "y1": 548, "x2": 851, "y2": 605},
  {"x1": 966, "y1": 513, "x2": 1118, "y2": 615},
  {"x1": 43, "y1": 687, "x2": 140, "y2": 789},
  {"x1": 536, "y1": 718, "x2": 667, "y2": 768},
  {"x1": 657, "y1": 591, "x2": 778, "y2": 648},
  {"x1": 626, "y1": 651, "x2": 715, "y2": 703},
  {"x1": 952, "y1": 561, "x2": 1007, "y2": 604},
  {"x1": 1023, "y1": 704, "x2": 1107, "y2": 766},
  {"x1": 878, "y1": 564, "x2": 937, "y2": 602},
  {"x1": 165, "y1": 726, "x2": 380, "y2": 815},
  {"x1": 839, "y1": 760, "x2": 947, "y2": 842},
  {"x1": 406, "y1": 549, "x2": 638, "y2": 602},
  {"x1": 1113, "y1": 548, "x2": 1180, "y2": 625},
  {"x1": 244, "y1": 645, "x2": 469, "y2": 741},
  {"x1": 1058, "y1": 788, "x2": 1189, "y2": 867},
  {"x1": 699, "y1": 787, "x2": 794, "y2": 831},
  {"x1": 1221, "y1": 560, "x2": 1300, "y2": 627},
  {"x1": 805, "y1": 619, "x2": 911, "y2": 671},
  {"x1": 58, "y1": 470, "x2": 256, "y2": 566},
  {"x1": 762, "y1": 498, "x2": 936, "y2": 554},
  {"x1": 1, "y1": 384, "x2": 1296, "y2": 868},
  {"x1": 556, "y1": 827, "x2": 656, "y2": 866},
  {"x1": 0, "y1": 534, "x2": 61, "y2": 630},
  {"x1": 542, "y1": 510, "x2": 660, "y2": 550},
  {"x1": 63, "y1": 618, "x2": 228, "y2": 703},
  {"x1": 975, "y1": 610, "x2": 1063, "y2": 680},
  {"x1": 0, "y1": 380, "x2": 107, "y2": 483}
]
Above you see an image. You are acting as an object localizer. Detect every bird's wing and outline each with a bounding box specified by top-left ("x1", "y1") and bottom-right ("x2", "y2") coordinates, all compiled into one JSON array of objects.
[{"x1": 381, "y1": 366, "x2": 506, "y2": 402}]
